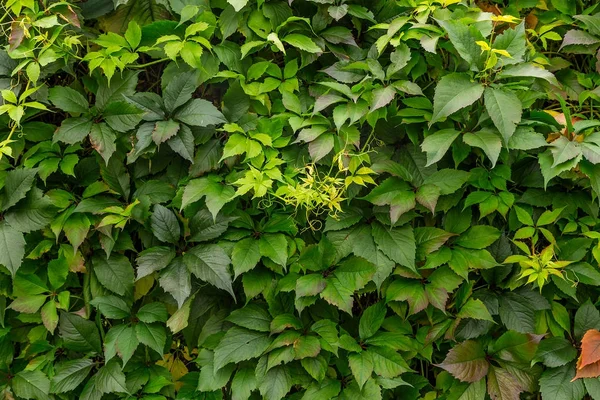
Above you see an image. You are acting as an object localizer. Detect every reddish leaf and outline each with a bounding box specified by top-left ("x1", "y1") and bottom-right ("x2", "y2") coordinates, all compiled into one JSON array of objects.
[
  {"x1": 436, "y1": 340, "x2": 489, "y2": 382},
  {"x1": 578, "y1": 329, "x2": 600, "y2": 369},
  {"x1": 9, "y1": 21, "x2": 26, "y2": 51},
  {"x1": 487, "y1": 366, "x2": 523, "y2": 400},
  {"x1": 58, "y1": 5, "x2": 81, "y2": 28},
  {"x1": 573, "y1": 361, "x2": 600, "y2": 381}
]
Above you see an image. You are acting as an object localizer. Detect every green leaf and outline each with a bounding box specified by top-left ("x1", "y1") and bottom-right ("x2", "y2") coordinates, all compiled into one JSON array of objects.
[
  {"x1": 59, "y1": 312, "x2": 102, "y2": 353},
  {"x1": 168, "y1": 124, "x2": 195, "y2": 159},
  {"x1": 93, "y1": 254, "x2": 134, "y2": 296},
  {"x1": 533, "y1": 337, "x2": 577, "y2": 368},
  {"x1": 124, "y1": 20, "x2": 141, "y2": 48},
  {"x1": 123, "y1": 92, "x2": 165, "y2": 121},
  {"x1": 361, "y1": 177, "x2": 416, "y2": 224},
  {"x1": 2, "y1": 167, "x2": 37, "y2": 211},
  {"x1": 294, "y1": 335, "x2": 322, "y2": 359},
  {"x1": 259, "y1": 365, "x2": 293, "y2": 400},
  {"x1": 421, "y1": 129, "x2": 460, "y2": 166},
  {"x1": 136, "y1": 302, "x2": 168, "y2": 323},
  {"x1": 498, "y1": 63, "x2": 559, "y2": 86},
  {"x1": 499, "y1": 293, "x2": 536, "y2": 333},
  {"x1": 48, "y1": 86, "x2": 89, "y2": 114},
  {"x1": 9, "y1": 295, "x2": 47, "y2": 313},
  {"x1": 198, "y1": 351, "x2": 236, "y2": 392},
  {"x1": 104, "y1": 324, "x2": 139, "y2": 366},
  {"x1": 283, "y1": 34, "x2": 322, "y2": 53},
  {"x1": 359, "y1": 302, "x2": 386, "y2": 340},
  {"x1": 63, "y1": 213, "x2": 90, "y2": 252},
  {"x1": 509, "y1": 127, "x2": 549, "y2": 150},
  {"x1": 302, "y1": 379, "x2": 341, "y2": 400},
  {"x1": 370, "y1": 86, "x2": 396, "y2": 111},
  {"x1": 40, "y1": 302, "x2": 57, "y2": 333},
  {"x1": 551, "y1": 0, "x2": 576, "y2": 14},
  {"x1": 12, "y1": 370, "x2": 51, "y2": 400},
  {"x1": 184, "y1": 244, "x2": 234, "y2": 298},
  {"x1": 227, "y1": 304, "x2": 271, "y2": 332},
  {"x1": 168, "y1": 127, "x2": 195, "y2": 162},
  {"x1": 96, "y1": 71, "x2": 139, "y2": 110},
  {"x1": 455, "y1": 226, "x2": 501, "y2": 249},
  {"x1": 190, "y1": 139, "x2": 222, "y2": 177},
  {"x1": 174, "y1": 99, "x2": 226, "y2": 127},
  {"x1": 349, "y1": 351, "x2": 374, "y2": 389},
  {"x1": 492, "y1": 22, "x2": 527, "y2": 65},
  {"x1": 54, "y1": 117, "x2": 93, "y2": 145},
  {"x1": 227, "y1": 0, "x2": 249, "y2": 11},
  {"x1": 463, "y1": 130, "x2": 503, "y2": 168},
  {"x1": 259, "y1": 233, "x2": 288, "y2": 267},
  {"x1": 430, "y1": 73, "x2": 484, "y2": 125},
  {"x1": 371, "y1": 222, "x2": 416, "y2": 272},
  {"x1": 537, "y1": 207, "x2": 564, "y2": 226},
  {"x1": 79, "y1": 376, "x2": 102, "y2": 400},
  {"x1": 159, "y1": 256, "x2": 191, "y2": 308},
  {"x1": 340, "y1": 379, "x2": 382, "y2": 400},
  {"x1": 136, "y1": 246, "x2": 175, "y2": 280},
  {"x1": 415, "y1": 227, "x2": 455, "y2": 259},
  {"x1": 575, "y1": 300, "x2": 600, "y2": 339},
  {"x1": 423, "y1": 169, "x2": 470, "y2": 195},
  {"x1": 270, "y1": 313, "x2": 302, "y2": 333},
  {"x1": 539, "y1": 363, "x2": 585, "y2": 400},
  {"x1": 181, "y1": 176, "x2": 235, "y2": 220},
  {"x1": 320, "y1": 257, "x2": 375, "y2": 314},
  {"x1": 309, "y1": 133, "x2": 334, "y2": 162},
  {"x1": 232, "y1": 237, "x2": 261, "y2": 278},
  {"x1": 103, "y1": 101, "x2": 143, "y2": 132},
  {"x1": 296, "y1": 274, "x2": 327, "y2": 297},
  {"x1": 585, "y1": 378, "x2": 600, "y2": 400},
  {"x1": 436, "y1": 19, "x2": 485, "y2": 68},
  {"x1": 550, "y1": 136, "x2": 582, "y2": 168},
  {"x1": 0, "y1": 221, "x2": 26, "y2": 276},
  {"x1": 386, "y1": 278, "x2": 428, "y2": 315},
  {"x1": 152, "y1": 119, "x2": 180, "y2": 144},
  {"x1": 483, "y1": 87, "x2": 522, "y2": 144},
  {"x1": 368, "y1": 346, "x2": 411, "y2": 378},
  {"x1": 95, "y1": 358, "x2": 129, "y2": 395},
  {"x1": 457, "y1": 299, "x2": 494, "y2": 322},
  {"x1": 436, "y1": 340, "x2": 489, "y2": 382},
  {"x1": 232, "y1": 367, "x2": 257, "y2": 400},
  {"x1": 301, "y1": 356, "x2": 329, "y2": 382},
  {"x1": 135, "y1": 322, "x2": 166, "y2": 355},
  {"x1": 50, "y1": 359, "x2": 94, "y2": 393},
  {"x1": 538, "y1": 150, "x2": 580, "y2": 189},
  {"x1": 90, "y1": 295, "x2": 130, "y2": 319},
  {"x1": 5, "y1": 188, "x2": 55, "y2": 233},
  {"x1": 151, "y1": 204, "x2": 180, "y2": 244},
  {"x1": 214, "y1": 326, "x2": 272, "y2": 371},
  {"x1": 222, "y1": 133, "x2": 249, "y2": 159},
  {"x1": 167, "y1": 293, "x2": 194, "y2": 333},
  {"x1": 445, "y1": 379, "x2": 486, "y2": 400}
]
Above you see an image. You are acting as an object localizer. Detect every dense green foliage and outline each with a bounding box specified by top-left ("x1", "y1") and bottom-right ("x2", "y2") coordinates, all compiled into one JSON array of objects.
[{"x1": 4, "y1": 0, "x2": 600, "y2": 399}]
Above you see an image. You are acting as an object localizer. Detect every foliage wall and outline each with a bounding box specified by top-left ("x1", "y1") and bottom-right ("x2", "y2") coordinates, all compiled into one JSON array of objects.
[{"x1": 4, "y1": 0, "x2": 600, "y2": 399}]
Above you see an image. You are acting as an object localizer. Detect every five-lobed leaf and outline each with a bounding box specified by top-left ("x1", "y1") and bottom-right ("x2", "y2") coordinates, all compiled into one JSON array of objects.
[{"x1": 1, "y1": 3, "x2": 596, "y2": 400}]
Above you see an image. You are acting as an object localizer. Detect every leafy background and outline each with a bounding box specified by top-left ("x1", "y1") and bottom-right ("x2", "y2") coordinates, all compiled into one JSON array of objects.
[{"x1": 3, "y1": 0, "x2": 600, "y2": 399}]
